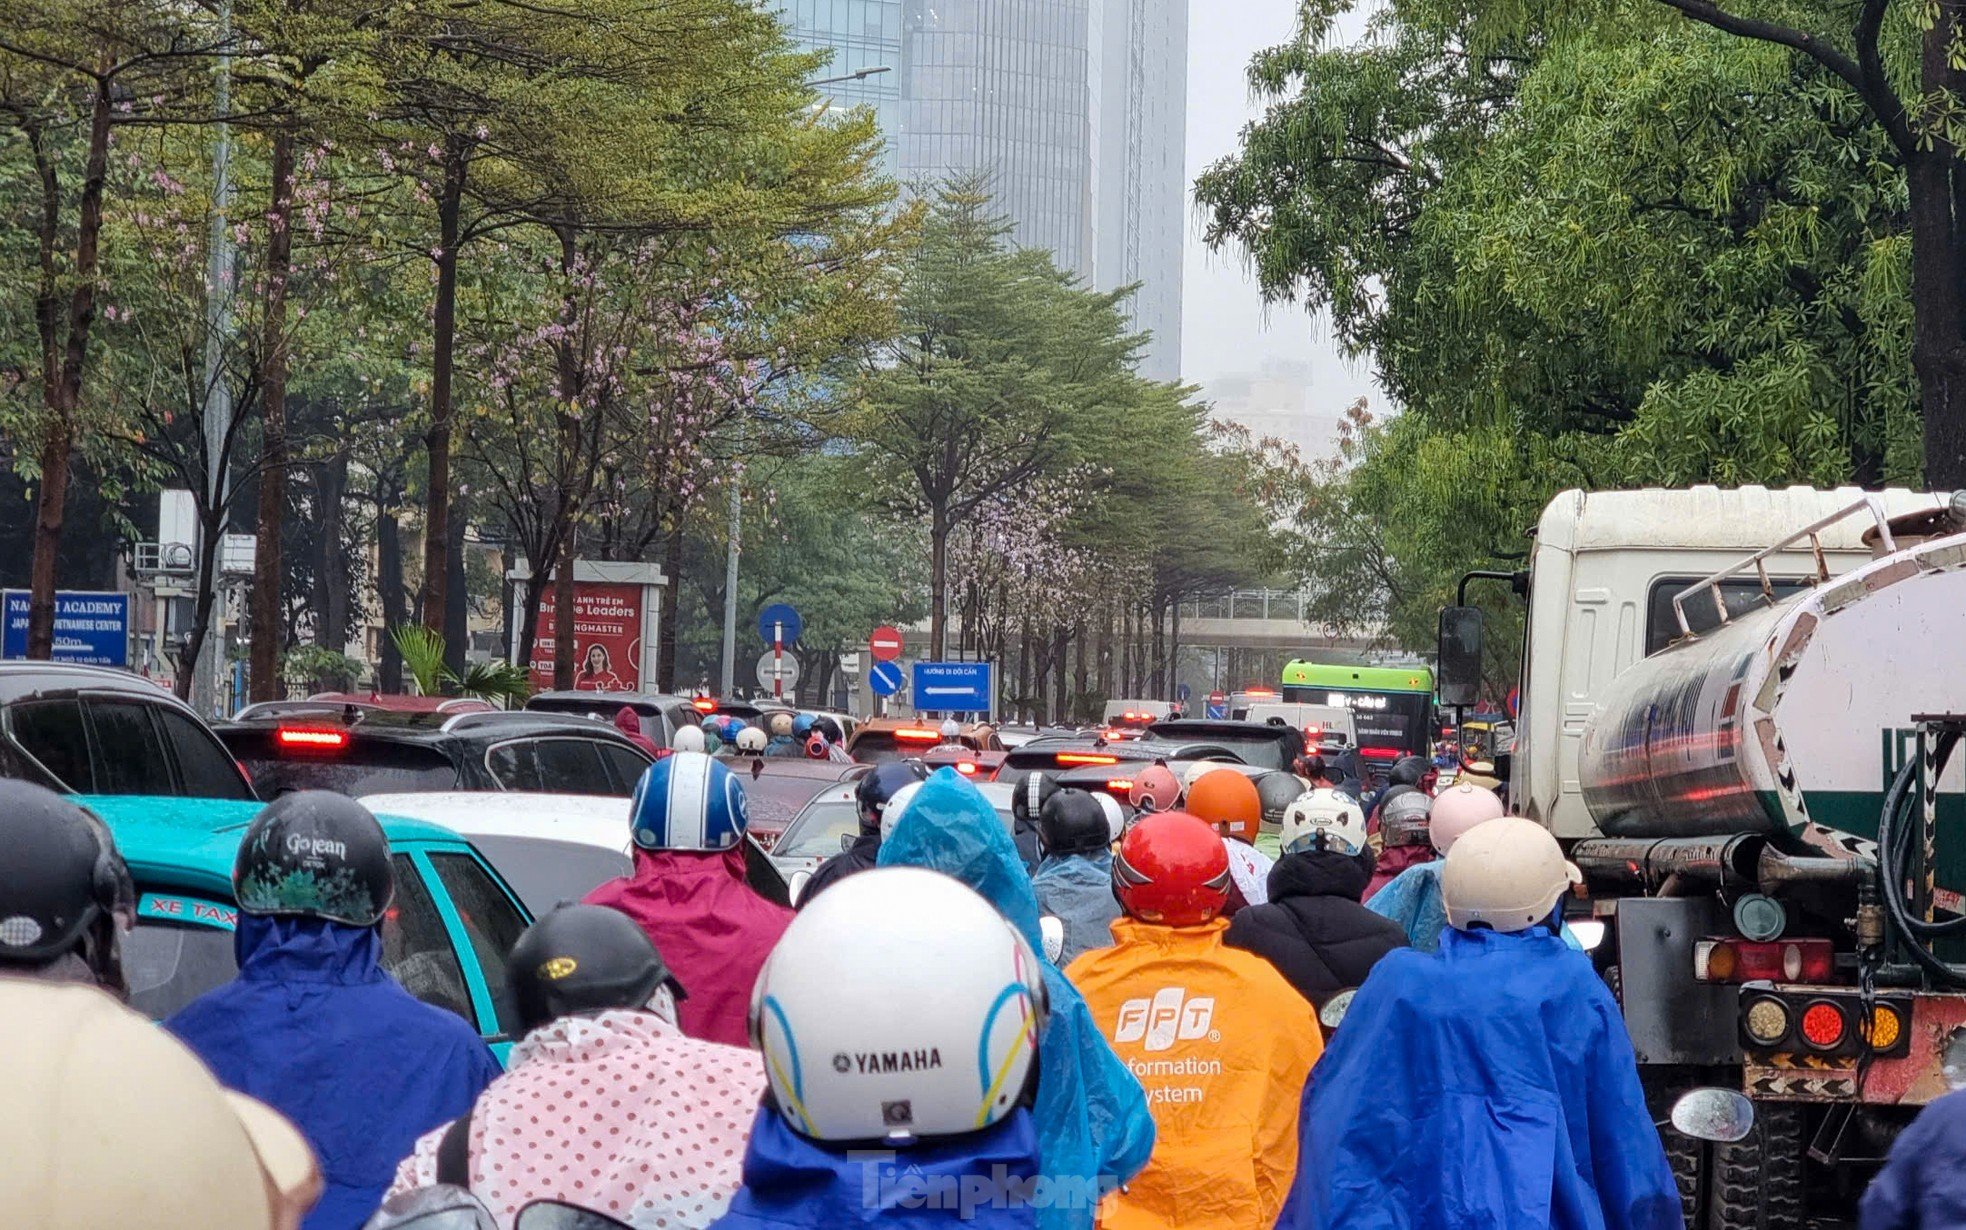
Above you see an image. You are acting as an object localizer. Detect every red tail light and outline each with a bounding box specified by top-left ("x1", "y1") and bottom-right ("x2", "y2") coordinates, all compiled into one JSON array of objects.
[
  {"x1": 276, "y1": 726, "x2": 348, "y2": 750},
  {"x1": 955, "y1": 761, "x2": 978, "y2": 776},
  {"x1": 894, "y1": 728, "x2": 941, "y2": 742},
  {"x1": 1056, "y1": 752, "x2": 1119, "y2": 767},
  {"x1": 1360, "y1": 746, "x2": 1401, "y2": 761},
  {"x1": 692, "y1": 697, "x2": 717, "y2": 713},
  {"x1": 1105, "y1": 778, "x2": 1135, "y2": 792},
  {"x1": 1695, "y1": 938, "x2": 1834, "y2": 983}
]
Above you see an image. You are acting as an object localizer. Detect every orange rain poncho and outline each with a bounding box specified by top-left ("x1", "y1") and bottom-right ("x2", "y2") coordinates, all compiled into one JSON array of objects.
[{"x1": 1067, "y1": 917, "x2": 1322, "y2": 1230}]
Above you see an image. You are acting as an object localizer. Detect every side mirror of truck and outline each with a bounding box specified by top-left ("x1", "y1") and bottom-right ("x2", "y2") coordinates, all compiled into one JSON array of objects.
[{"x1": 1438, "y1": 606, "x2": 1484, "y2": 708}]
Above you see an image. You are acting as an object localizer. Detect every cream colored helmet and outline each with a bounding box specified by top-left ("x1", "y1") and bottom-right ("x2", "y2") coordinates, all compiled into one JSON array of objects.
[
  {"x1": 0, "y1": 980, "x2": 321, "y2": 1229},
  {"x1": 1441, "y1": 817, "x2": 1582, "y2": 934}
]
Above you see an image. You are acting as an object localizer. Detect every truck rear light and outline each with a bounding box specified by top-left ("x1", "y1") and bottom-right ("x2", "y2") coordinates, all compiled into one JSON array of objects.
[
  {"x1": 276, "y1": 726, "x2": 348, "y2": 750},
  {"x1": 1742, "y1": 996, "x2": 1791, "y2": 1046},
  {"x1": 1800, "y1": 1000, "x2": 1847, "y2": 1050},
  {"x1": 1862, "y1": 1003, "x2": 1905, "y2": 1051},
  {"x1": 1694, "y1": 938, "x2": 1833, "y2": 983}
]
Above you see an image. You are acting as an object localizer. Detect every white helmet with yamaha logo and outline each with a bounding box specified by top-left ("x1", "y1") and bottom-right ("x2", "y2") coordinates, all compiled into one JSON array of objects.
[
  {"x1": 749, "y1": 866, "x2": 1047, "y2": 1144},
  {"x1": 628, "y1": 752, "x2": 749, "y2": 851}
]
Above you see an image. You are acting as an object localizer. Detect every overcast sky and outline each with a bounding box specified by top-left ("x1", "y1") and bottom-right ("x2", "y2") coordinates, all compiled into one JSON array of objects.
[{"x1": 1181, "y1": 0, "x2": 1382, "y2": 416}]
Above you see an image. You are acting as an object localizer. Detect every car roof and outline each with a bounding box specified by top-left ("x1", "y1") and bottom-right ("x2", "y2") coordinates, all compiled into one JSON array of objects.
[
  {"x1": 219, "y1": 709, "x2": 647, "y2": 748},
  {"x1": 360, "y1": 791, "x2": 630, "y2": 852},
  {"x1": 80, "y1": 794, "x2": 465, "y2": 899},
  {"x1": 0, "y1": 663, "x2": 187, "y2": 704}
]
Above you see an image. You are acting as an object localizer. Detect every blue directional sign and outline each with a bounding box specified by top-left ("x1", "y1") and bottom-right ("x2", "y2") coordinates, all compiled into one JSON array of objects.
[
  {"x1": 868, "y1": 660, "x2": 904, "y2": 698},
  {"x1": 757, "y1": 603, "x2": 803, "y2": 646},
  {"x1": 2, "y1": 590, "x2": 130, "y2": 667},
  {"x1": 911, "y1": 661, "x2": 993, "y2": 715}
]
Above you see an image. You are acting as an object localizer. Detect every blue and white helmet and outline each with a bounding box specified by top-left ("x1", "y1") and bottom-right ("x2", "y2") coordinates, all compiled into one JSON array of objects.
[{"x1": 629, "y1": 752, "x2": 749, "y2": 851}]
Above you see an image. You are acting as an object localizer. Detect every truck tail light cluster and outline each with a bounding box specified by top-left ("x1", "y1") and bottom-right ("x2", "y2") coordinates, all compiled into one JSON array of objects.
[
  {"x1": 1694, "y1": 937, "x2": 1834, "y2": 984},
  {"x1": 1739, "y1": 988, "x2": 1909, "y2": 1057}
]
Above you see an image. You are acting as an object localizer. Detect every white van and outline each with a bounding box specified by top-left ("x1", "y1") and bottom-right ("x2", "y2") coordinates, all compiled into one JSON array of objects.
[
  {"x1": 1242, "y1": 702, "x2": 1357, "y2": 748},
  {"x1": 1101, "y1": 699, "x2": 1175, "y2": 733}
]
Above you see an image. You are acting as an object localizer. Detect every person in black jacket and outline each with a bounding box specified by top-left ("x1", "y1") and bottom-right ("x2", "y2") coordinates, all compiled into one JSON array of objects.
[
  {"x1": 796, "y1": 760, "x2": 927, "y2": 909},
  {"x1": 1225, "y1": 787, "x2": 1407, "y2": 1009}
]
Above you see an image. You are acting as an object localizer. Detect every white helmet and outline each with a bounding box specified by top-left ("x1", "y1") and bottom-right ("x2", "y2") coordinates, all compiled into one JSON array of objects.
[
  {"x1": 0, "y1": 981, "x2": 321, "y2": 1228},
  {"x1": 939, "y1": 718, "x2": 962, "y2": 740},
  {"x1": 1280, "y1": 788, "x2": 1368, "y2": 857},
  {"x1": 1093, "y1": 791, "x2": 1126, "y2": 844},
  {"x1": 750, "y1": 867, "x2": 1047, "y2": 1143},
  {"x1": 1441, "y1": 817, "x2": 1581, "y2": 933},
  {"x1": 735, "y1": 726, "x2": 768, "y2": 753},
  {"x1": 878, "y1": 781, "x2": 926, "y2": 840},
  {"x1": 1179, "y1": 760, "x2": 1222, "y2": 795},
  {"x1": 671, "y1": 726, "x2": 707, "y2": 754},
  {"x1": 1430, "y1": 782, "x2": 1506, "y2": 854}
]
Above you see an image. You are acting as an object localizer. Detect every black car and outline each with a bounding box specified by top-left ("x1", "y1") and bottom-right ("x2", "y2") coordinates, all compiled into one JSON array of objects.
[
  {"x1": 1140, "y1": 719, "x2": 1302, "y2": 774},
  {"x1": 525, "y1": 690, "x2": 707, "y2": 749},
  {"x1": 0, "y1": 662, "x2": 256, "y2": 799},
  {"x1": 999, "y1": 735, "x2": 1163, "y2": 777},
  {"x1": 216, "y1": 708, "x2": 654, "y2": 799}
]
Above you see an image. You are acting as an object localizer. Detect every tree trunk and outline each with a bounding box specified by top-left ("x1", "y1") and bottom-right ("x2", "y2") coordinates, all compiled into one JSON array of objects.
[
  {"x1": 1150, "y1": 603, "x2": 1167, "y2": 697},
  {"x1": 1052, "y1": 627, "x2": 1069, "y2": 723},
  {"x1": 658, "y1": 520, "x2": 683, "y2": 690},
  {"x1": 26, "y1": 81, "x2": 113, "y2": 658},
  {"x1": 420, "y1": 144, "x2": 467, "y2": 634},
  {"x1": 1073, "y1": 621, "x2": 1088, "y2": 716},
  {"x1": 1016, "y1": 621, "x2": 1032, "y2": 724},
  {"x1": 1907, "y1": 141, "x2": 1966, "y2": 488},
  {"x1": 313, "y1": 450, "x2": 350, "y2": 687},
  {"x1": 444, "y1": 491, "x2": 469, "y2": 674},
  {"x1": 928, "y1": 503, "x2": 949, "y2": 660},
  {"x1": 553, "y1": 524, "x2": 577, "y2": 690},
  {"x1": 377, "y1": 507, "x2": 406, "y2": 693},
  {"x1": 174, "y1": 506, "x2": 227, "y2": 704},
  {"x1": 1096, "y1": 603, "x2": 1113, "y2": 699},
  {"x1": 248, "y1": 129, "x2": 296, "y2": 701},
  {"x1": 1167, "y1": 601, "x2": 1182, "y2": 706}
]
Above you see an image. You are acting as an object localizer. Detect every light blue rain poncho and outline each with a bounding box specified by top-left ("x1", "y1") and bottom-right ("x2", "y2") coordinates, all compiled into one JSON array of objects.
[
  {"x1": 880, "y1": 770, "x2": 1156, "y2": 1230},
  {"x1": 1369, "y1": 861, "x2": 1583, "y2": 953},
  {"x1": 1030, "y1": 850, "x2": 1122, "y2": 968}
]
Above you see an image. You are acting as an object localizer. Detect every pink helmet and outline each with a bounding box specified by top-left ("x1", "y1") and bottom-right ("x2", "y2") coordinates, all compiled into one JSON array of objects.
[{"x1": 1429, "y1": 783, "x2": 1506, "y2": 854}]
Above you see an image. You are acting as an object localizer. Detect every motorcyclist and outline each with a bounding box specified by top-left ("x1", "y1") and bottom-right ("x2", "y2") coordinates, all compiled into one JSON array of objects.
[
  {"x1": 798, "y1": 760, "x2": 930, "y2": 909},
  {"x1": 1030, "y1": 789, "x2": 1125, "y2": 966},
  {"x1": 1364, "y1": 789, "x2": 1434, "y2": 901},
  {"x1": 762, "y1": 713, "x2": 801, "y2": 758},
  {"x1": 673, "y1": 725, "x2": 708, "y2": 754},
  {"x1": 713, "y1": 866, "x2": 1051, "y2": 1229},
  {"x1": 613, "y1": 706, "x2": 664, "y2": 759},
  {"x1": 879, "y1": 771, "x2": 1156, "y2": 1230},
  {"x1": 1067, "y1": 812, "x2": 1322, "y2": 1230},
  {"x1": 1127, "y1": 764, "x2": 1182, "y2": 814},
  {"x1": 696, "y1": 717, "x2": 724, "y2": 755},
  {"x1": 1277, "y1": 818, "x2": 1680, "y2": 1230},
  {"x1": 1224, "y1": 789, "x2": 1408, "y2": 1009},
  {"x1": 936, "y1": 717, "x2": 964, "y2": 748},
  {"x1": 1254, "y1": 772, "x2": 1309, "y2": 858},
  {"x1": 3, "y1": 977, "x2": 323, "y2": 1229},
  {"x1": 1364, "y1": 754, "x2": 1432, "y2": 820},
  {"x1": 1366, "y1": 782, "x2": 1506, "y2": 952},
  {"x1": 583, "y1": 752, "x2": 793, "y2": 1047},
  {"x1": 167, "y1": 792, "x2": 501, "y2": 1230},
  {"x1": 0, "y1": 781, "x2": 135, "y2": 994},
  {"x1": 1184, "y1": 768, "x2": 1273, "y2": 912},
  {"x1": 1006, "y1": 770, "x2": 1057, "y2": 870},
  {"x1": 389, "y1": 904, "x2": 765, "y2": 1229}
]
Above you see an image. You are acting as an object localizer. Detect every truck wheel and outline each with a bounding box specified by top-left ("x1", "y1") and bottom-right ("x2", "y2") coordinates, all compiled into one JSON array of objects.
[
  {"x1": 1705, "y1": 1103, "x2": 1805, "y2": 1230},
  {"x1": 1640, "y1": 1071, "x2": 1704, "y2": 1225}
]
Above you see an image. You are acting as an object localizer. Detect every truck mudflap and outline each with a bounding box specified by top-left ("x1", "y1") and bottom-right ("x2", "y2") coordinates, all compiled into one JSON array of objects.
[{"x1": 1739, "y1": 983, "x2": 1966, "y2": 1105}]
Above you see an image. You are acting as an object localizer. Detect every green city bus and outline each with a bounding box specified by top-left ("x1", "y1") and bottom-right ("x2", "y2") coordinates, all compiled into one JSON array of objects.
[{"x1": 1280, "y1": 661, "x2": 1436, "y2": 764}]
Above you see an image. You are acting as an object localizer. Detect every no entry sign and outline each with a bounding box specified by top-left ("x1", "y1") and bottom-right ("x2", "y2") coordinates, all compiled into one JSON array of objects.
[{"x1": 869, "y1": 625, "x2": 904, "y2": 662}]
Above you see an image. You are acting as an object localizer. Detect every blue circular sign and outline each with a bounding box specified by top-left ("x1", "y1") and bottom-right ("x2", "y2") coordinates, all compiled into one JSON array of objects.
[
  {"x1": 869, "y1": 660, "x2": 904, "y2": 697},
  {"x1": 757, "y1": 603, "x2": 803, "y2": 645}
]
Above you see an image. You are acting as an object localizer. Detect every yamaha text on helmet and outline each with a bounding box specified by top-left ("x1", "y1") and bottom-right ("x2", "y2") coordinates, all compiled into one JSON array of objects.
[
  {"x1": 629, "y1": 752, "x2": 749, "y2": 851},
  {"x1": 507, "y1": 903, "x2": 686, "y2": 1035},
  {"x1": 855, "y1": 760, "x2": 931, "y2": 835},
  {"x1": 233, "y1": 791, "x2": 394, "y2": 927},
  {"x1": 0, "y1": 781, "x2": 135, "y2": 990}
]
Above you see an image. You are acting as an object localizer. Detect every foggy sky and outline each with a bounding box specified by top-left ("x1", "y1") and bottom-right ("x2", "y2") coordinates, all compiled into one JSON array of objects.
[{"x1": 1181, "y1": 0, "x2": 1383, "y2": 435}]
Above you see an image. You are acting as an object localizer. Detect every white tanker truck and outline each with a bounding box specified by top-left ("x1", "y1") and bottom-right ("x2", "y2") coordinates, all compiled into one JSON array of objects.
[{"x1": 1441, "y1": 486, "x2": 1966, "y2": 1228}]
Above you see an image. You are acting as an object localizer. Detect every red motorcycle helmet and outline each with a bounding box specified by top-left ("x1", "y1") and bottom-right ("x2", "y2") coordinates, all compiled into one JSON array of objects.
[{"x1": 1112, "y1": 811, "x2": 1231, "y2": 927}]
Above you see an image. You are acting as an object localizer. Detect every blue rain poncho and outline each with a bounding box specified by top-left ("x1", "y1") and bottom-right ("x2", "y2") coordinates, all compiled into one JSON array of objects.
[
  {"x1": 879, "y1": 771, "x2": 1155, "y2": 1230},
  {"x1": 711, "y1": 1106, "x2": 1042, "y2": 1229},
  {"x1": 167, "y1": 915, "x2": 501, "y2": 1230},
  {"x1": 1030, "y1": 851, "x2": 1122, "y2": 967},
  {"x1": 1276, "y1": 927, "x2": 1681, "y2": 1230}
]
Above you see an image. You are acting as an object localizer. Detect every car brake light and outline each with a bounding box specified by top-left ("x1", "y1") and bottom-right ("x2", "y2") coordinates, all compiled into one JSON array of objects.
[
  {"x1": 1056, "y1": 753, "x2": 1119, "y2": 766},
  {"x1": 1360, "y1": 747, "x2": 1401, "y2": 761},
  {"x1": 1800, "y1": 1001, "x2": 1847, "y2": 1049},
  {"x1": 1694, "y1": 938, "x2": 1834, "y2": 984},
  {"x1": 955, "y1": 761, "x2": 978, "y2": 775},
  {"x1": 1106, "y1": 778, "x2": 1134, "y2": 792},
  {"x1": 276, "y1": 726, "x2": 348, "y2": 750},
  {"x1": 692, "y1": 697, "x2": 717, "y2": 713},
  {"x1": 894, "y1": 728, "x2": 940, "y2": 742}
]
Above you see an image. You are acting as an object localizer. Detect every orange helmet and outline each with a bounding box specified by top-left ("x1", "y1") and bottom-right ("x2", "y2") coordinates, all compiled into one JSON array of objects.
[
  {"x1": 1128, "y1": 764, "x2": 1182, "y2": 813},
  {"x1": 1185, "y1": 768, "x2": 1262, "y2": 843}
]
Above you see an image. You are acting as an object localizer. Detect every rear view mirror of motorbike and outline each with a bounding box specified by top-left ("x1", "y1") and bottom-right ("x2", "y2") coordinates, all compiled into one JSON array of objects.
[
  {"x1": 1320, "y1": 988, "x2": 1358, "y2": 1031},
  {"x1": 1569, "y1": 919, "x2": 1607, "y2": 952},
  {"x1": 1669, "y1": 1088, "x2": 1756, "y2": 1143}
]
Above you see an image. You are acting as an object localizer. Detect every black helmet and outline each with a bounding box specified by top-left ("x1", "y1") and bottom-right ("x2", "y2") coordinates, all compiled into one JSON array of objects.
[
  {"x1": 1009, "y1": 770, "x2": 1059, "y2": 830},
  {"x1": 507, "y1": 903, "x2": 684, "y2": 1034},
  {"x1": 1293, "y1": 752, "x2": 1326, "y2": 781},
  {"x1": 810, "y1": 714, "x2": 845, "y2": 744},
  {"x1": 1255, "y1": 772, "x2": 1307, "y2": 823},
  {"x1": 1038, "y1": 789, "x2": 1111, "y2": 857},
  {"x1": 233, "y1": 791, "x2": 394, "y2": 927},
  {"x1": 854, "y1": 761, "x2": 930, "y2": 834},
  {"x1": 0, "y1": 782, "x2": 133, "y2": 973},
  {"x1": 1389, "y1": 756, "x2": 1429, "y2": 787}
]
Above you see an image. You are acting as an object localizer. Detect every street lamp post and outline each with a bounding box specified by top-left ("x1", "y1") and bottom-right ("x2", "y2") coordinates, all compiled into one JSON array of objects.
[{"x1": 808, "y1": 66, "x2": 893, "y2": 87}]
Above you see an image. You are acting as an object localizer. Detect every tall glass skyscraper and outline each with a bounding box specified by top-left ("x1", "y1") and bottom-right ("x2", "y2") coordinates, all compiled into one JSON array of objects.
[{"x1": 774, "y1": 0, "x2": 1186, "y2": 380}]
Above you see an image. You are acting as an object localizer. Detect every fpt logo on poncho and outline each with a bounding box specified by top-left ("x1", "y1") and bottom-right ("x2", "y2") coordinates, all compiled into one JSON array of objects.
[{"x1": 1113, "y1": 987, "x2": 1217, "y2": 1052}]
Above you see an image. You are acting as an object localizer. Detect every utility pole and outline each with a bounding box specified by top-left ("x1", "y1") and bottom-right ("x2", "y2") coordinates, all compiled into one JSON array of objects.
[
  {"x1": 720, "y1": 465, "x2": 740, "y2": 696},
  {"x1": 192, "y1": 0, "x2": 235, "y2": 717}
]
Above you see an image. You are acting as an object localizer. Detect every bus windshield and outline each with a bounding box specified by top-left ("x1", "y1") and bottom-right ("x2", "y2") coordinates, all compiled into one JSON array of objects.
[{"x1": 1280, "y1": 687, "x2": 1433, "y2": 759}]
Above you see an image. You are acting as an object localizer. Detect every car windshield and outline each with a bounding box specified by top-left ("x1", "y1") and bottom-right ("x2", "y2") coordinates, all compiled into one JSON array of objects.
[
  {"x1": 126, "y1": 921, "x2": 237, "y2": 1020},
  {"x1": 775, "y1": 799, "x2": 861, "y2": 858},
  {"x1": 466, "y1": 834, "x2": 632, "y2": 914}
]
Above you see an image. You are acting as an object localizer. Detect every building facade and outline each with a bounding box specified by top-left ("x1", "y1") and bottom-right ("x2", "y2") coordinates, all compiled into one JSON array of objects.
[{"x1": 775, "y1": 0, "x2": 1185, "y2": 380}]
